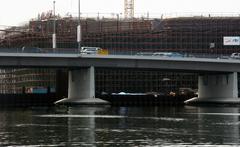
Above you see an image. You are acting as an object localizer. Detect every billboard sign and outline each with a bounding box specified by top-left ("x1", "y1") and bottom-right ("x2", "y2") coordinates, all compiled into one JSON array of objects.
[{"x1": 223, "y1": 36, "x2": 240, "y2": 45}]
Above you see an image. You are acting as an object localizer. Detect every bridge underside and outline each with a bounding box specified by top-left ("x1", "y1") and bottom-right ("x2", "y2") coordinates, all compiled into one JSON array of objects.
[
  {"x1": 185, "y1": 72, "x2": 240, "y2": 104},
  {"x1": 55, "y1": 66, "x2": 240, "y2": 105}
]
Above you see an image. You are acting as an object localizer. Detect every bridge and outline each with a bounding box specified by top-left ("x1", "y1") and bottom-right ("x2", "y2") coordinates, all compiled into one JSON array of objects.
[{"x1": 0, "y1": 52, "x2": 240, "y2": 105}]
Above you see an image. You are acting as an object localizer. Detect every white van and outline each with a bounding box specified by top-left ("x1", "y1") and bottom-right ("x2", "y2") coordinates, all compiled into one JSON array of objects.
[
  {"x1": 230, "y1": 53, "x2": 240, "y2": 59},
  {"x1": 81, "y1": 47, "x2": 101, "y2": 55}
]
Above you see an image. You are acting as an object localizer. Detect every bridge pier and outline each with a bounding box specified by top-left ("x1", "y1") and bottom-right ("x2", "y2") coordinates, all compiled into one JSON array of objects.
[
  {"x1": 185, "y1": 72, "x2": 240, "y2": 104},
  {"x1": 55, "y1": 66, "x2": 109, "y2": 105}
]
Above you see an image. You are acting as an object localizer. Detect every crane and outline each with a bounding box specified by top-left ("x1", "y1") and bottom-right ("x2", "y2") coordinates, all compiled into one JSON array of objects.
[{"x1": 124, "y1": 0, "x2": 134, "y2": 19}]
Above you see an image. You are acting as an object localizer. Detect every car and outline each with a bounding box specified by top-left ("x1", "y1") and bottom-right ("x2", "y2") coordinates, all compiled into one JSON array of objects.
[
  {"x1": 21, "y1": 47, "x2": 43, "y2": 53},
  {"x1": 81, "y1": 47, "x2": 101, "y2": 55},
  {"x1": 136, "y1": 52, "x2": 154, "y2": 56},
  {"x1": 152, "y1": 52, "x2": 184, "y2": 58},
  {"x1": 230, "y1": 53, "x2": 240, "y2": 59}
]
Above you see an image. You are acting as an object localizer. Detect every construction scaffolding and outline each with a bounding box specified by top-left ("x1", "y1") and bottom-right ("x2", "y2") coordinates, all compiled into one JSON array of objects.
[
  {"x1": 0, "y1": 15, "x2": 240, "y2": 95},
  {"x1": 1, "y1": 16, "x2": 240, "y2": 53},
  {"x1": 83, "y1": 17, "x2": 240, "y2": 55},
  {"x1": 0, "y1": 68, "x2": 56, "y2": 94}
]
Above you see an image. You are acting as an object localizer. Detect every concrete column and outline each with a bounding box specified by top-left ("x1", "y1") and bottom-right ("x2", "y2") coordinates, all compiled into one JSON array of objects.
[
  {"x1": 55, "y1": 67, "x2": 109, "y2": 105},
  {"x1": 185, "y1": 72, "x2": 240, "y2": 104},
  {"x1": 68, "y1": 67, "x2": 95, "y2": 99}
]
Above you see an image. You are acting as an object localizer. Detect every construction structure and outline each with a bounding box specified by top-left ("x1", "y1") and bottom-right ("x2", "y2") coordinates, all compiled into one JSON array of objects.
[
  {"x1": 1, "y1": 13, "x2": 240, "y2": 97},
  {"x1": 124, "y1": 0, "x2": 134, "y2": 19}
]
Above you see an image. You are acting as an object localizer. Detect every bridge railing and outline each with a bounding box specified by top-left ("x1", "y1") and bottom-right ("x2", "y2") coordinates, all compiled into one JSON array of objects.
[
  {"x1": 0, "y1": 47, "x2": 233, "y2": 59},
  {"x1": 106, "y1": 49, "x2": 232, "y2": 59},
  {"x1": 0, "y1": 48, "x2": 79, "y2": 54}
]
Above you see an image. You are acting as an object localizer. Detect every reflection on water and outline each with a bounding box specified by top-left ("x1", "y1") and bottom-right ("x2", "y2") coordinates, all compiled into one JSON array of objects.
[{"x1": 0, "y1": 105, "x2": 239, "y2": 146}]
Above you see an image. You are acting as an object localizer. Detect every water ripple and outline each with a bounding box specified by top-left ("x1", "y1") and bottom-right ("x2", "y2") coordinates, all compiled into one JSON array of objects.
[{"x1": 35, "y1": 114, "x2": 185, "y2": 122}]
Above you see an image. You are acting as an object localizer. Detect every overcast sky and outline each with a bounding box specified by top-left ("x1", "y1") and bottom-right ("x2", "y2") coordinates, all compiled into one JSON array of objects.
[{"x1": 0, "y1": 0, "x2": 240, "y2": 26}]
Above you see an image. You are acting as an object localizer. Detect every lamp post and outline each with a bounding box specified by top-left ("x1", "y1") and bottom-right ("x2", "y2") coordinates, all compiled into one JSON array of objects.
[
  {"x1": 52, "y1": 1, "x2": 56, "y2": 50},
  {"x1": 77, "y1": 0, "x2": 82, "y2": 53}
]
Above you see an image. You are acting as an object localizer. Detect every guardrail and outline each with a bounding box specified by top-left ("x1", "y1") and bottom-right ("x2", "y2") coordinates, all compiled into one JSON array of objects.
[
  {"x1": 0, "y1": 47, "x2": 233, "y2": 59},
  {"x1": 0, "y1": 48, "x2": 79, "y2": 54}
]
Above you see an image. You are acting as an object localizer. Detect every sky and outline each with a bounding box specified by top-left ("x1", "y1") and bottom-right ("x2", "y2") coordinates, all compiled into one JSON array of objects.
[{"x1": 0, "y1": 0, "x2": 240, "y2": 27}]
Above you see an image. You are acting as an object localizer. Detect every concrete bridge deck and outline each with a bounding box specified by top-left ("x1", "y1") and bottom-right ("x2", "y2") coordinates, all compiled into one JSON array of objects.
[{"x1": 0, "y1": 53, "x2": 239, "y2": 73}]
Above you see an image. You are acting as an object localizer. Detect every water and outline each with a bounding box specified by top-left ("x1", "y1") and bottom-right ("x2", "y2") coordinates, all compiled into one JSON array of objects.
[{"x1": 0, "y1": 105, "x2": 240, "y2": 146}]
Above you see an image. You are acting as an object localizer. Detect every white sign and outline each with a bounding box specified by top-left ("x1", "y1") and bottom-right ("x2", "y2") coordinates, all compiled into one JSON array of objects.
[{"x1": 223, "y1": 36, "x2": 240, "y2": 45}]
